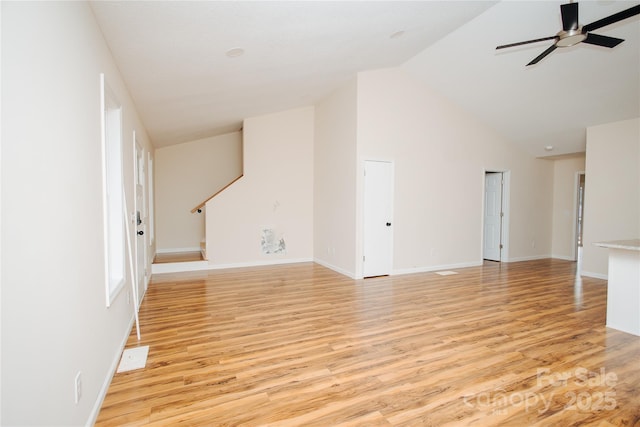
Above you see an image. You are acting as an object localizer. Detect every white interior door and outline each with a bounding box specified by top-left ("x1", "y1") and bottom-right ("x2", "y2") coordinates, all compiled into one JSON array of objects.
[
  {"x1": 483, "y1": 172, "x2": 503, "y2": 261},
  {"x1": 134, "y1": 138, "x2": 147, "y2": 305},
  {"x1": 363, "y1": 160, "x2": 394, "y2": 277}
]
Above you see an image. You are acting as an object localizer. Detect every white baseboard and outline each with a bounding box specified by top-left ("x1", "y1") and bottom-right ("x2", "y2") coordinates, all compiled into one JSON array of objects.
[
  {"x1": 87, "y1": 313, "x2": 135, "y2": 426},
  {"x1": 207, "y1": 257, "x2": 314, "y2": 270},
  {"x1": 551, "y1": 254, "x2": 576, "y2": 261},
  {"x1": 152, "y1": 255, "x2": 585, "y2": 278},
  {"x1": 152, "y1": 258, "x2": 314, "y2": 275},
  {"x1": 313, "y1": 258, "x2": 356, "y2": 279},
  {"x1": 393, "y1": 260, "x2": 483, "y2": 276},
  {"x1": 580, "y1": 270, "x2": 608, "y2": 280},
  {"x1": 152, "y1": 260, "x2": 209, "y2": 274},
  {"x1": 503, "y1": 254, "x2": 552, "y2": 262}
]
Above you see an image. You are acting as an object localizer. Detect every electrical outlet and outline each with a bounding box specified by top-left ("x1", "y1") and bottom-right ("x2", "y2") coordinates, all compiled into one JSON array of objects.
[{"x1": 74, "y1": 371, "x2": 82, "y2": 404}]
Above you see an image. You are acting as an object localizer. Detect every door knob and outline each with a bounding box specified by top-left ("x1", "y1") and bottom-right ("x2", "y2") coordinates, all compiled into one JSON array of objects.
[
  {"x1": 386, "y1": 222, "x2": 392, "y2": 226},
  {"x1": 137, "y1": 230, "x2": 144, "y2": 236}
]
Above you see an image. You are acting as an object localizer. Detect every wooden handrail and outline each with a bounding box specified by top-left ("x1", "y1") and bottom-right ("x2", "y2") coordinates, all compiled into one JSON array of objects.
[{"x1": 191, "y1": 174, "x2": 244, "y2": 213}]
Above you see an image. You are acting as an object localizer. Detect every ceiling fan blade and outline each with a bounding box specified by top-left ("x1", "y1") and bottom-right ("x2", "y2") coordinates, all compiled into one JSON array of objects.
[
  {"x1": 583, "y1": 4, "x2": 640, "y2": 32},
  {"x1": 583, "y1": 33, "x2": 625, "y2": 48},
  {"x1": 527, "y1": 44, "x2": 557, "y2": 66},
  {"x1": 561, "y1": 2, "x2": 579, "y2": 31},
  {"x1": 496, "y1": 36, "x2": 557, "y2": 50}
]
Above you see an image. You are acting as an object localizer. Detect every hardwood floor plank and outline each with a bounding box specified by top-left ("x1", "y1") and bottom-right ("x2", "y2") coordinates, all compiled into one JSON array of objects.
[{"x1": 95, "y1": 260, "x2": 640, "y2": 426}]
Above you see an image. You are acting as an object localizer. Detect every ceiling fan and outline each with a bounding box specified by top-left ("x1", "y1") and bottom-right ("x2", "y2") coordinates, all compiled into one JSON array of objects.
[{"x1": 496, "y1": 2, "x2": 640, "y2": 66}]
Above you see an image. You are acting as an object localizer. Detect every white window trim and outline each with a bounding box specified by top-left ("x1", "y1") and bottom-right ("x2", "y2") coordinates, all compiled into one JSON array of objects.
[{"x1": 101, "y1": 74, "x2": 125, "y2": 307}]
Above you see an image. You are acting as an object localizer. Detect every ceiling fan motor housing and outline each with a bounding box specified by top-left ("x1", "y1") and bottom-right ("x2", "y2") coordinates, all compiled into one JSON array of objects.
[{"x1": 556, "y1": 27, "x2": 587, "y2": 47}]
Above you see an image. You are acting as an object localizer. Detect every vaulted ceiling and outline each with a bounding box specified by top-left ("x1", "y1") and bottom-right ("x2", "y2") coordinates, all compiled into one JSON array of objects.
[{"x1": 91, "y1": 1, "x2": 640, "y2": 157}]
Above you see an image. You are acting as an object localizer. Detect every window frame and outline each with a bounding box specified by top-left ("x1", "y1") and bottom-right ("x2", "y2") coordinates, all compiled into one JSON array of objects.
[{"x1": 100, "y1": 74, "x2": 126, "y2": 307}]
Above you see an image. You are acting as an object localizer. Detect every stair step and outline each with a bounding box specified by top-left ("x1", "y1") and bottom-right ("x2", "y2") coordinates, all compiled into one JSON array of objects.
[{"x1": 154, "y1": 251, "x2": 204, "y2": 264}]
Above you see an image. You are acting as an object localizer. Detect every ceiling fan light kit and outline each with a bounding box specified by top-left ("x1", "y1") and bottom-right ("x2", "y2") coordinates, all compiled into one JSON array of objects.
[{"x1": 496, "y1": 2, "x2": 640, "y2": 66}]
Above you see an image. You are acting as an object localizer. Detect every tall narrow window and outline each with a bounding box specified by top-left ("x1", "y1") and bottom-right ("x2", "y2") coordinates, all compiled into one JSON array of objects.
[{"x1": 101, "y1": 74, "x2": 125, "y2": 306}]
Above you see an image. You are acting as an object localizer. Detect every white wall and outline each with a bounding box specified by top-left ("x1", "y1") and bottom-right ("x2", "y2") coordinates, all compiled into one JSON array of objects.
[
  {"x1": 551, "y1": 156, "x2": 585, "y2": 260},
  {"x1": 356, "y1": 68, "x2": 554, "y2": 275},
  {"x1": 582, "y1": 118, "x2": 640, "y2": 278},
  {"x1": 314, "y1": 79, "x2": 359, "y2": 277},
  {"x1": 205, "y1": 107, "x2": 314, "y2": 267},
  {"x1": 155, "y1": 132, "x2": 242, "y2": 252},
  {"x1": 1, "y1": 2, "x2": 153, "y2": 425}
]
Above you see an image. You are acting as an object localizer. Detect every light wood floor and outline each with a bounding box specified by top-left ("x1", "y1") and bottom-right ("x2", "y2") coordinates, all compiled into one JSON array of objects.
[{"x1": 96, "y1": 259, "x2": 640, "y2": 426}]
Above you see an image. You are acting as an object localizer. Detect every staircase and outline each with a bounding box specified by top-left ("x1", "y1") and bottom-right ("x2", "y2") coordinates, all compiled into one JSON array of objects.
[
  {"x1": 151, "y1": 174, "x2": 243, "y2": 275},
  {"x1": 190, "y1": 174, "x2": 243, "y2": 214}
]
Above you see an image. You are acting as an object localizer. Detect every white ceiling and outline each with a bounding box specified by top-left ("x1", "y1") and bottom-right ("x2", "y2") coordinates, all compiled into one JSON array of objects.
[{"x1": 91, "y1": 1, "x2": 640, "y2": 157}]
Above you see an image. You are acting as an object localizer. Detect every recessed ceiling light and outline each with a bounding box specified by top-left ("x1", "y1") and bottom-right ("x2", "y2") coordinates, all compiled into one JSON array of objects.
[
  {"x1": 390, "y1": 30, "x2": 405, "y2": 39},
  {"x1": 226, "y1": 47, "x2": 244, "y2": 58},
  {"x1": 545, "y1": 145, "x2": 554, "y2": 151}
]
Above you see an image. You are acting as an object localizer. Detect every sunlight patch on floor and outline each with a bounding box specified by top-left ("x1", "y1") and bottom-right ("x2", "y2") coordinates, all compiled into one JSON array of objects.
[{"x1": 435, "y1": 270, "x2": 459, "y2": 276}]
